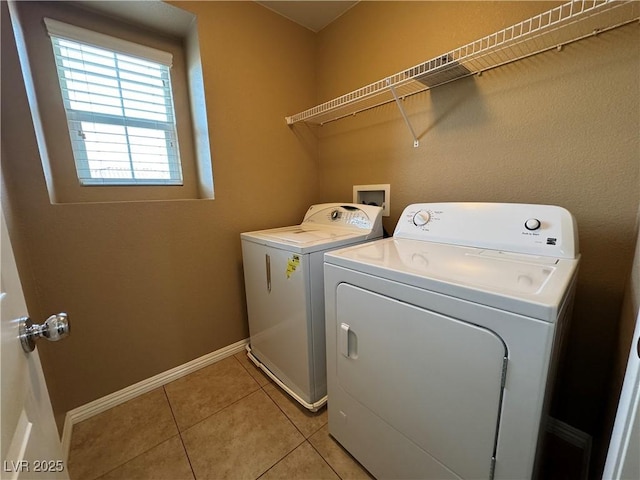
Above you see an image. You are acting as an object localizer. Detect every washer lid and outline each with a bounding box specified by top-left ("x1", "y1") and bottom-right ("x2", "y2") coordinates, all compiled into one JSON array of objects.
[
  {"x1": 266, "y1": 226, "x2": 357, "y2": 244},
  {"x1": 324, "y1": 237, "x2": 580, "y2": 321},
  {"x1": 241, "y1": 203, "x2": 384, "y2": 253},
  {"x1": 241, "y1": 224, "x2": 378, "y2": 253}
]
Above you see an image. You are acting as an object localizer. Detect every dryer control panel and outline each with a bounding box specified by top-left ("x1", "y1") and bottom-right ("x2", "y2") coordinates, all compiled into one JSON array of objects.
[{"x1": 394, "y1": 202, "x2": 578, "y2": 259}]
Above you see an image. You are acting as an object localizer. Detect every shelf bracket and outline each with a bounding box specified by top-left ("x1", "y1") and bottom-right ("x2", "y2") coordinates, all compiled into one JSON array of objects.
[{"x1": 388, "y1": 81, "x2": 420, "y2": 147}]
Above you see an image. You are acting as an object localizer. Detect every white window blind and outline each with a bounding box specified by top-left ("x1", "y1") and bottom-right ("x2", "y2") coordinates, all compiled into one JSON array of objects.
[{"x1": 44, "y1": 18, "x2": 183, "y2": 186}]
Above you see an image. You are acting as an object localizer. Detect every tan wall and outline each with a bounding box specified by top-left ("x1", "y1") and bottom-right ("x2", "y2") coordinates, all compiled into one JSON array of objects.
[
  {"x1": 601, "y1": 207, "x2": 640, "y2": 469},
  {"x1": 2, "y1": 1, "x2": 639, "y2": 473},
  {"x1": 1, "y1": 1, "x2": 318, "y2": 429},
  {"x1": 313, "y1": 1, "x2": 639, "y2": 473},
  {"x1": 617, "y1": 218, "x2": 640, "y2": 387}
]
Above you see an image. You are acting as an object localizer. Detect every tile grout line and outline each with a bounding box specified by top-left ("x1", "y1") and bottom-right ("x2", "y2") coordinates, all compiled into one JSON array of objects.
[
  {"x1": 306, "y1": 439, "x2": 345, "y2": 480},
  {"x1": 194, "y1": 353, "x2": 335, "y2": 479},
  {"x1": 254, "y1": 439, "x2": 310, "y2": 480},
  {"x1": 261, "y1": 383, "x2": 329, "y2": 444},
  {"x1": 259, "y1": 382, "x2": 309, "y2": 440},
  {"x1": 249, "y1": 368, "x2": 311, "y2": 480},
  {"x1": 256, "y1": 380, "x2": 341, "y2": 479},
  {"x1": 239, "y1": 351, "x2": 340, "y2": 478},
  {"x1": 250, "y1": 362, "x2": 326, "y2": 440},
  {"x1": 172, "y1": 377, "x2": 299, "y2": 480},
  {"x1": 174, "y1": 382, "x2": 264, "y2": 433},
  {"x1": 161, "y1": 356, "x2": 272, "y2": 479},
  {"x1": 260, "y1": 386, "x2": 358, "y2": 480},
  {"x1": 163, "y1": 386, "x2": 198, "y2": 480},
  {"x1": 85, "y1": 434, "x2": 186, "y2": 480},
  {"x1": 69, "y1": 388, "x2": 187, "y2": 480}
]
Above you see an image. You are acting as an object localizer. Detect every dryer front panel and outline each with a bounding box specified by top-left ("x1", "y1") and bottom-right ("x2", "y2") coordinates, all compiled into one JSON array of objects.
[{"x1": 335, "y1": 283, "x2": 507, "y2": 479}]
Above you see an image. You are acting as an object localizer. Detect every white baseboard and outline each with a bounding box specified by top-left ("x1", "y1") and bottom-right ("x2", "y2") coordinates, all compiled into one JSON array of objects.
[{"x1": 61, "y1": 338, "x2": 249, "y2": 461}]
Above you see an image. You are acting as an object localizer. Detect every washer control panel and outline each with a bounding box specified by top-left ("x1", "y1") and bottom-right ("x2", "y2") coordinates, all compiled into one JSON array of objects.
[
  {"x1": 303, "y1": 203, "x2": 383, "y2": 231},
  {"x1": 394, "y1": 203, "x2": 578, "y2": 259}
]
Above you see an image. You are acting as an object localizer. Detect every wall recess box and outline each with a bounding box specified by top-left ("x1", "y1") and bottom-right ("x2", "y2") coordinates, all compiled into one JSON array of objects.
[{"x1": 353, "y1": 184, "x2": 390, "y2": 217}]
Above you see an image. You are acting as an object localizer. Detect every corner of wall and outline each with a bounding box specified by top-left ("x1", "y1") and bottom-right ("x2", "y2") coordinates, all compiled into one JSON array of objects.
[
  {"x1": 185, "y1": 18, "x2": 215, "y2": 200},
  {"x1": 597, "y1": 201, "x2": 640, "y2": 476},
  {"x1": 6, "y1": 0, "x2": 58, "y2": 204}
]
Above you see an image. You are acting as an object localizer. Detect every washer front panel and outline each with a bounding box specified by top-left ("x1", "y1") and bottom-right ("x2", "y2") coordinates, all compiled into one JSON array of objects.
[{"x1": 242, "y1": 241, "x2": 313, "y2": 401}]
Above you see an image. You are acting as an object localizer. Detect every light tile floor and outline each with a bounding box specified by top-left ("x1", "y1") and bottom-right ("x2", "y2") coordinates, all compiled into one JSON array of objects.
[{"x1": 67, "y1": 352, "x2": 373, "y2": 480}]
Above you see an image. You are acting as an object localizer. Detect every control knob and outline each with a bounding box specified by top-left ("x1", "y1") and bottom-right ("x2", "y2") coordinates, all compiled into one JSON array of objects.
[
  {"x1": 413, "y1": 210, "x2": 431, "y2": 227},
  {"x1": 524, "y1": 218, "x2": 541, "y2": 231}
]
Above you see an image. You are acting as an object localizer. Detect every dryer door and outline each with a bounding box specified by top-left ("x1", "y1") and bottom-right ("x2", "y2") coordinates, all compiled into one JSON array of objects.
[{"x1": 335, "y1": 284, "x2": 507, "y2": 479}]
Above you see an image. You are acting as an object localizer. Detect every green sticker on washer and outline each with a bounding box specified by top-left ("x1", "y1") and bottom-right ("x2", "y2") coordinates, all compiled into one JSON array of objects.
[{"x1": 286, "y1": 255, "x2": 300, "y2": 279}]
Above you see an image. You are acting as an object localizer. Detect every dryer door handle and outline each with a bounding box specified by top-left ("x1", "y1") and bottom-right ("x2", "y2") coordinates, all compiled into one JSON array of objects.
[
  {"x1": 340, "y1": 323, "x2": 357, "y2": 358},
  {"x1": 340, "y1": 323, "x2": 350, "y2": 357}
]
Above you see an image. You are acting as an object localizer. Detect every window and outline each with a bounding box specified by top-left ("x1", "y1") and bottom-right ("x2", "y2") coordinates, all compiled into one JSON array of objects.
[
  {"x1": 9, "y1": 0, "x2": 213, "y2": 203},
  {"x1": 45, "y1": 18, "x2": 183, "y2": 186}
]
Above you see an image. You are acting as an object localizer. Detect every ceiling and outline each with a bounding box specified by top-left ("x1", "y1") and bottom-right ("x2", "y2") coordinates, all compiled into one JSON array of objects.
[
  {"x1": 75, "y1": 1, "x2": 358, "y2": 36},
  {"x1": 256, "y1": 1, "x2": 359, "y2": 32}
]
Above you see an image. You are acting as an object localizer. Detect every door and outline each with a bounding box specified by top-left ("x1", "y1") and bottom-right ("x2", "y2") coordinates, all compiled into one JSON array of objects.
[
  {"x1": 1, "y1": 208, "x2": 68, "y2": 480},
  {"x1": 334, "y1": 283, "x2": 507, "y2": 479},
  {"x1": 603, "y1": 308, "x2": 640, "y2": 480}
]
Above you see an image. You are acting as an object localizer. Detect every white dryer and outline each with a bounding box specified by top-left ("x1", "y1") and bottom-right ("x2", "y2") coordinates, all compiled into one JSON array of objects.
[
  {"x1": 241, "y1": 203, "x2": 383, "y2": 411},
  {"x1": 324, "y1": 203, "x2": 580, "y2": 479}
]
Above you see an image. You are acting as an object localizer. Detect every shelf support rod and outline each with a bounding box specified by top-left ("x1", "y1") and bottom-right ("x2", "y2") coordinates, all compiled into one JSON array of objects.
[{"x1": 388, "y1": 80, "x2": 420, "y2": 147}]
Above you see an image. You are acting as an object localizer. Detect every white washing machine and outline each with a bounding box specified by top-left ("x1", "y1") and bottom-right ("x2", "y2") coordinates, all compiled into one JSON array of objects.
[
  {"x1": 241, "y1": 203, "x2": 383, "y2": 411},
  {"x1": 324, "y1": 202, "x2": 580, "y2": 479}
]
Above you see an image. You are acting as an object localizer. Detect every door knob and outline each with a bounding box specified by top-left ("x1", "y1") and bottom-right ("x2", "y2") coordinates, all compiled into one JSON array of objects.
[{"x1": 19, "y1": 313, "x2": 70, "y2": 353}]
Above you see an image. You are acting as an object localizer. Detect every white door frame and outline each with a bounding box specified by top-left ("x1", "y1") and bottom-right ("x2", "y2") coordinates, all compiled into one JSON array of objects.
[{"x1": 603, "y1": 308, "x2": 640, "y2": 480}]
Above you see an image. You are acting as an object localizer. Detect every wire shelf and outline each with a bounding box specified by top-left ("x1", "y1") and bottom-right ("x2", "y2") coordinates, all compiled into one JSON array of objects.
[{"x1": 285, "y1": 0, "x2": 639, "y2": 126}]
